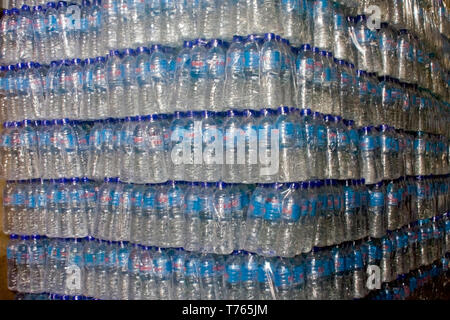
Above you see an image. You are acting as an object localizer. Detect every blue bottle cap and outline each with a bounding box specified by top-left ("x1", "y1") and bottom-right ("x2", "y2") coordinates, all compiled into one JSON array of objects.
[
  {"x1": 300, "y1": 43, "x2": 311, "y2": 51},
  {"x1": 264, "y1": 33, "x2": 276, "y2": 40},
  {"x1": 232, "y1": 35, "x2": 242, "y2": 42},
  {"x1": 277, "y1": 106, "x2": 290, "y2": 115}
]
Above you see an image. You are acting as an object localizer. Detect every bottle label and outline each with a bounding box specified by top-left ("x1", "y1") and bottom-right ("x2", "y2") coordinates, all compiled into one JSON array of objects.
[
  {"x1": 244, "y1": 50, "x2": 260, "y2": 70},
  {"x1": 360, "y1": 135, "x2": 376, "y2": 151},
  {"x1": 282, "y1": 202, "x2": 300, "y2": 221},
  {"x1": 274, "y1": 265, "x2": 292, "y2": 287},
  {"x1": 261, "y1": 50, "x2": 281, "y2": 72},
  {"x1": 293, "y1": 264, "x2": 305, "y2": 285},
  {"x1": 369, "y1": 191, "x2": 384, "y2": 207},
  {"x1": 241, "y1": 262, "x2": 258, "y2": 282},
  {"x1": 225, "y1": 264, "x2": 241, "y2": 284},
  {"x1": 316, "y1": 125, "x2": 327, "y2": 147}
]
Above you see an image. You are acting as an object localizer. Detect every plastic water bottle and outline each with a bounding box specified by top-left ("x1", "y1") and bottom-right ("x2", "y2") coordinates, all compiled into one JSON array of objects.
[
  {"x1": 116, "y1": 240, "x2": 130, "y2": 300},
  {"x1": 184, "y1": 182, "x2": 201, "y2": 252},
  {"x1": 65, "y1": 238, "x2": 84, "y2": 296},
  {"x1": 224, "y1": 250, "x2": 242, "y2": 299},
  {"x1": 241, "y1": 251, "x2": 259, "y2": 299},
  {"x1": 150, "y1": 44, "x2": 169, "y2": 114},
  {"x1": 82, "y1": 236, "x2": 96, "y2": 297},
  {"x1": 128, "y1": 244, "x2": 142, "y2": 300},
  {"x1": 368, "y1": 181, "x2": 385, "y2": 238},
  {"x1": 258, "y1": 256, "x2": 276, "y2": 300},
  {"x1": 6, "y1": 9, "x2": 19, "y2": 64},
  {"x1": 84, "y1": 56, "x2": 107, "y2": 119},
  {"x1": 57, "y1": 1, "x2": 79, "y2": 59},
  {"x1": 276, "y1": 183, "x2": 300, "y2": 257},
  {"x1": 295, "y1": 44, "x2": 314, "y2": 110},
  {"x1": 380, "y1": 233, "x2": 395, "y2": 283},
  {"x1": 70, "y1": 178, "x2": 88, "y2": 237},
  {"x1": 276, "y1": 106, "x2": 296, "y2": 182},
  {"x1": 184, "y1": 251, "x2": 201, "y2": 299},
  {"x1": 134, "y1": 46, "x2": 153, "y2": 114},
  {"x1": 0, "y1": 10, "x2": 11, "y2": 64},
  {"x1": 17, "y1": 5, "x2": 34, "y2": 62},
  {"x1": 7, "y1": 234, "x2": 19, "y2": 291},
  {"x1": 198, "y1": 0, "x2": 218, "y2": 39},
  {"x1": 260, "y1": 33, "x2": 281, "y2": 109},
  {"x1": 170, "y1": 247, "x2": 186, "y2": 300},
  {"x1": 212, "y1": 182, "x2": 233, "y2": 255},
  {"x1": 222, "y1": 110, "x2": 242, "y2": 183},
  {"x1": 259, "y1": 183, "x2": 282, "y2": 257},
  {"x1": 106, "y1": 50, "x2": 124, "y2": 118},
  {"x1": 275, "y1": 258, "x2": 293, "y2": 300},
  {"x1": 313, "y1": 0, "x2": 333, "y2": 51},
  {"x1": 241, "y1": 109, "x2": 259, "y2": 184},
  {"x1": 204, "y1": 39, "x2": 225, "y2": 111},
  {"x1": 102, "y1": 0, "x2": 118, "y2": 51},
  {"x1": 17, "y1": 235, "x2": 31, "y2": 293},
  {"x1": 240, "y1": 35, "x2": 259, "y2": 110},
  {"x1": 80, "y1": 0, "x2": 91, "y2": 59},
  {"x1": 121, "y1": 48, "x2": 139, "y2": 117},
  {"x1": 197, "y1": 182, "x2": 214, "y2": 253},
  {"x1": 176, "y1": 0, "x2": 194, "y2": 41},
  {"x1": 200, "y1": 111, "x2": 222, "y2": 181},
  {"x1": 359, "y1": 126, "x2": 379, "y2": 184}
]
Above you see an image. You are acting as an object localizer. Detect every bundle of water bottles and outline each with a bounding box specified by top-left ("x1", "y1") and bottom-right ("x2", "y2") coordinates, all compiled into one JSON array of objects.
[
  {"x1": 1, "y1": 113, "x2": 449, "y2": 183},
  {"x1": 13, "y1": 254, "x2": 449, "y2": 300},
  {"x1": 2, "y1": 0, "x2": 450, "y2": 301},
  {"x1": 1, "y1": 0, "x2": 449, "y2": 73},
  {"x1": 371, "y1": 257, "x2": 449, "y2": 300},
  {"x1": 3, "y1": 176, "x2": 449, "y2": 257},
  {"x1": 5, "y1": 222, "x2": 450, "y2": 300},
  {"x1": 0, "y1": 37, "x2": 449, "y2": 134}
]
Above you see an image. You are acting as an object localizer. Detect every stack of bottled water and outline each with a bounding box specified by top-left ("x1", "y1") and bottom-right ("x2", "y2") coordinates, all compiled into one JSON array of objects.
[
  {"x1": 3, "y1": 176, "x2": 449, "y2": 258},
  {"x1": 6, "y1": 214, "x2": 449, "y2": 300},
  {"x1": 1, "y1": 0, "x2": 449, "y2": 301},
  {"x1": 0, "y1": 41, "x2": 448, "y2": 136},
  {"x1": 1, "y1": 114, "x2": 448, "y2": 183},
  {"x1": 1, "y1": 0, "x2": 448, "y2": 75}
]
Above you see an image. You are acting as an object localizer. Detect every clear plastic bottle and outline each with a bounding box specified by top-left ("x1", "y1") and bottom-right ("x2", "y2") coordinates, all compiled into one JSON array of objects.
[
  {"x1": 281, "y1": 0, "x2": 301, "y2": 45},
  {"x1": 17, "y1": 5, "x2": 34, "y2": 62},
  {"x1": 257, "y1": 108, "x2": 278, "y2": 183},
  {"x1": 149, "y1": 44, "x2": 169, "y2": 114},
  {"x1": 7, "y1": 234, "x2": 19, "y2": 291},
  {"x1": 176, "y1": 0, "x2": 194, "y2": 41},
  {"x1": 324, "y1": 115, "x2": 339, "y2": 179},
  {"x1": 359, "y1": 126, "x2": 379, "y2": 184},
  {"x1": 6, "y1": 9, "x2": 20, "y2": 64},
  {"x1": 243, "y1": 34, "x2": 261, "y2": 110},
  {"x1": 121, "y1": 48, "x2": 139, "y2": 117},
  {"x1": 259, "y1": 183, "x2": 282, "y2": 257},
  {"x1": 295, "y1": 44, "x2": 314, "y2": 110},
  {"x1": 367, "y1": 181, "x2": 385, "y2": 238},
  {"x1": 276, "y1": 183, "x2": 301, "y2": 257},
  {"x1": 313, "y1": 0, "x2": 333, "y2": 51},
  {"x1": 106, "y1": 50, "x2": 124, "y2": 118},
  {"x1": 16, "y1": 235, "x2": 31, "y2": 293},
  {"x1": 241, "y1": 109, "x2": 259, "y2": 184},
  {"x1": 275, "y1": 106, "x2": 296, "y2": 182},
  {"x1": 224, "y1": 36, "x2": 245, "y2": 110},
  {"x1": 260, "y1": 33, "x2": 281, "y2": 109},
  {"x1": 333, "y1": 2, "x2": 349, "y2": 61}
]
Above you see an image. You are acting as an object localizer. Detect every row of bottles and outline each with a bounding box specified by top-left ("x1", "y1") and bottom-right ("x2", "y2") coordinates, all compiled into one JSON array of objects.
[
  {"x1": 1, "y1": 113, "x2": 449, "y2": 182},
  {"x1": 6, "y1": 224, "x2": 450, "y2": 300},
  {"x1": 1, "y1": 37, "x2": 448, "y2": 131},
  {"x1": 1, "y1": 0, "x2": 449, "y2": 74},
  {"x1": 13, "y1": 256, "x2": 450, "y2": 300},
  {"x1": 3, "y1": 176, "x2": 449, "y2": 256},
  {"x1": 371, "y1": 258, "x2": 449, "y2": 300}
]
